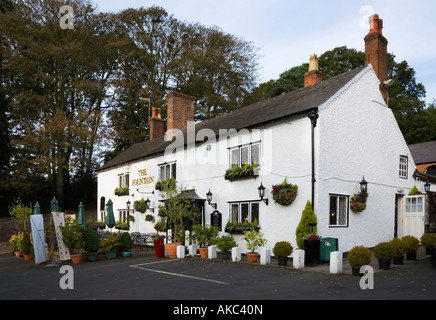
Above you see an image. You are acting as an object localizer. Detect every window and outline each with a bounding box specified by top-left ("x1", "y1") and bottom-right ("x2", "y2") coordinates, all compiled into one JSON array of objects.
[
  {"x1": 399, "y1": 156, "x2": 408, "y2": 179},
  {"x1": 119, "y1": 210, "x2": 129, "y2": 222},
  {"x1": 159, "y1": 162, "x2": 176, "y2": 180},
  {"x1": 118, "y1": 173, "x2": 129, "y2": 188},
  {"x1": 329, "y1": 194, "x2": 349, "y2": 227},
  {"x1": 229, "y1": 142, "x2": 260, "y2": 168},
  {"x1": 229, "y1": 201, "x2": 260, "y2": 224},
  {"x1": 405, "y1": 197, "x2": 423, "y2": 213}
]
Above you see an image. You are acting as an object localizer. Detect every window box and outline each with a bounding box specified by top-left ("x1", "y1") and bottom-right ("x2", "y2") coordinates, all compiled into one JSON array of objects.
[
  {"x1": 224, "y1": 220, "x2": 260, "y2": 234},
  {"x1": 224, "y1": 164, "x2": 259, "y2": 181},
  {"x1": 114, "y1": 186, "x2": 129, "y2": 196},
  {"x1": 155, "y1": 177, "x2": 176, "y2": 191}
]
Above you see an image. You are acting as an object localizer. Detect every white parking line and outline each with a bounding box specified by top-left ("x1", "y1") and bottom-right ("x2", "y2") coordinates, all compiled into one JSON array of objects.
[{"x1": 130, "y1": 260, "x2": 230, "y2": 285}]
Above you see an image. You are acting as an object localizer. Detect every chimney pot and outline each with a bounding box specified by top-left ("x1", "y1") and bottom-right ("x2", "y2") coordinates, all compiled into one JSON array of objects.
[{"x1": 304, "y1": 54, "x2": 323, "y2": 87}]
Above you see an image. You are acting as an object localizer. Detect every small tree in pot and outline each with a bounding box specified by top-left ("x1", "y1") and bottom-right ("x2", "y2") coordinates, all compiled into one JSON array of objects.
[
  {"x1": 390, "y1": 238, "x2": 406, "y2": 265},
  {"x1": 402, "y1": 235, "x2": 420, "y2": 260},
  {"x1": 374, "y1": 242, "x2": 396, "y2": 270},
  {"x1": 191, "y1": 224, "x2": 219, "y2": 258},
  {"x1": 118, "y1": 232, "x2": 134, "y2": 257},
  {"x1": 82, "y1": 227, "x2": 100, "y2": 262},
  {"x1": 273, "y1": 241, "x2": 293, "y2": 266},
  {"x1": 243, "y1": 230, "x2": 267, "y2": 263},
  {"x1": 215, "y1": 235, "x2": 237, "y2": 260},
  {"x1": 60, "y1": 218, "x2": 85, "y2": 264},
  {"x1": 347, "y1": 246, "x2": 372, "y2": 276}
]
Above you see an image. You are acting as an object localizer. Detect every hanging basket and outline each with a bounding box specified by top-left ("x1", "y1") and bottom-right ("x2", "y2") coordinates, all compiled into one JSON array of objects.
[
  {"x1": 350, "y1": 192, "x2": 368, "y2": 213},
  {"x1": 271, "y1": 180, "x2": 298, "y2": 206}
]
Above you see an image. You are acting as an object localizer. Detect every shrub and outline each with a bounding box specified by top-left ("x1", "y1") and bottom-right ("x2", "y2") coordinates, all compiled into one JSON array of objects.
[
  {"x1": 20, "y1": 231, "x2": 32, "y2": 255},
  {"x1": 295, "y1": 201, "x2": 317, "y2": 249},
  {"x1": 191, "y1": 224, "x2": 219, "y2": 248},
  {"x1": 402, "y1": 235, "x2": 420, "y2": 253},
  {"x1": 390, "y1": 238, "x2": 406, "y2": 256},
  {"x1": 118, "y1": 232, "x2": 134, "y2": 252},
  {"x1": 347, "y1": 246, "x2": 372, "y2": 268},
  {"x1": 60, "y1": 217, "x2": 85, "y2": 253},
  {"x1": 100, "y1": 234, "x2": 120, "y2": 252},
  {"x1": 82, "y1": 227, "x2": 99, "y2": 252},
  {"x1": 273, "y1": 241, "x2": 293, "y2": 257},
  {"x1": 215, "y1": 235, "x2": 237, "y2": 252},
  {"x1": 373, "y1": 242, "x2": 396, "y2": 260},
  {"x1": 243, "y1": 230, "x2": 267, "y2": 253},
  {"x1": 420, "y1": 233, "x2": 436, "y2": 249}
]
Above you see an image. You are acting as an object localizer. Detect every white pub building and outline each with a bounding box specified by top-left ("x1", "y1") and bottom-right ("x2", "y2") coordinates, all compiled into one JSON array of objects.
[{"x1": 97, "y1": 15, "x2": 435, "y2": 255}]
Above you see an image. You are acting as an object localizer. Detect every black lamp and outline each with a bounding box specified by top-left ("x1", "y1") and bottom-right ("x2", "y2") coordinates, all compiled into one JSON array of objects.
[
  {"x1": 145, "y1": 197, "x2": 154, "y2": 213},
  {"x1": 360, "y1": 177, "x2": 368, "y2": 193},
  {"x1": 424, "y1": 181, "x2": 431, "y2": 193},
  {"x1": 258, "y1": 182, "x2": 269, "y2": 205},
  {"x1": 126, "y1": 200, "x2": 131, "y2": 210},
  {"x1": 206, "y1": 189, "x2": 217, "y2": 209}
]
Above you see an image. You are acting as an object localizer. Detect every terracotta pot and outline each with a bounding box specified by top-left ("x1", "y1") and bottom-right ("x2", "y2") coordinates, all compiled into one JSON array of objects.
[
  {"x1": 199, "y1": 247, "x2": 208, "y2": 258},
  {"x1": 165, "y1": 243, "x2": 181, "y2": 259},
  {"x1": 246, "y1": 252, "x2": 259, "y2": 263},
  {"x1": 23, "y1": 253, "x2": 32, "y2": 261},
  {"x1": 70, "y1": 254, "x2": 82, "y2": 264},
  {"x1": 14, "y1": 251, "x2": 23, "y2": 258}
]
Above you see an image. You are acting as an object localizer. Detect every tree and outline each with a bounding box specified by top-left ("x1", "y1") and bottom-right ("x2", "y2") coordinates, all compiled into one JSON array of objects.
[{"x1": 295, "y1": 201, "x2": 317, "y2": 249}]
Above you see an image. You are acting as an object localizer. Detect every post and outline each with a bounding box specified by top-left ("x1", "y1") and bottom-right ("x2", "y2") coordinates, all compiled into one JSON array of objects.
[
  {"x1": 176, "y1": 245, "x2": 185, "y2": 259},
  {"x1": 232, "y1": 247, "x2": 241, "y2": 262},
  {"x1": 208, "y1": 245, "x2": 217, "y2": 259},
  {"x1": 293, "y1": 249, "x2": 305, "y2": 269},
  {"x1": 329, "y1": 251, "x2": 343, "y2": 274},
  {"x1": 260, "y1": 248, "x2": 271, "y2": 265}
]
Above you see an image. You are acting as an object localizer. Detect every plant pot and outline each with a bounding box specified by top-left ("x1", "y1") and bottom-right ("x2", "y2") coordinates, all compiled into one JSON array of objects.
[
  {"x1": 351, "y1": 266, "x2": 364, "y2": 277},
  {"x1": 153, "y1": 238, "x2": 165, "y2": 258},
  {"x1": 378, "y1": 259, "x2": 391, "y2": 270},
  {"x1": 406, "y1": 252, "x2": 417, "y2": 260},
  {"x1": 121, "y1": 251, "x2": 132, "y2": 257},
  {"x1": 393, "y1": 255, "x2": 404, "y2": 265},
  {"x1": 105, "y1": 250, "x2": 116, "y2": 260},
  {"x1": 246, "y1": 252, "x2": 259, "y2": 263},
  {"x1": 87, "y1": 253, "x2": 98, "y2": 262},
  {"x1": 23, "y1": 253, "x2": 32, "y2": 261},
  {"x1": 429, "y1": 255, "x2": 436, "y2": 267},
  {"x1": 70, "y1": 254, "x2": 82, "y2": 264},
  {"x1": 198, "y1": 247, "x2": 208, "y2": 258},
  {"x1": 165, "y1": 243, "x2": 181, "y2": 259},
  {"x1": 14, "y1": 251, "x2": 23, "y2": 258},
  {"x1": 304, "y1": 239, "x2": 320, "y2": 266},
  {"x1": 277, "y1": 257, "x2": 288, "y2": 266},
  {"x1": 425, "y1": 247, "x2": 435, "y2": 255},
  {"x1": 220, "y1": 251, "x2": 231, "y2": 260}
]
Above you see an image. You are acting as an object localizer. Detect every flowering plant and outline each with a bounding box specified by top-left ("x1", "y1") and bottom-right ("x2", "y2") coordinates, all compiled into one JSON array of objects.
[
  {"x1": 350, "y1": 191, "x2": 368, "y2": 213},
  {"x1": 243, "y1": 230, "x2": 267, "y2": 253},
  {"x1": 271, "y1": 178, "x2": 298, "y2": 206}
]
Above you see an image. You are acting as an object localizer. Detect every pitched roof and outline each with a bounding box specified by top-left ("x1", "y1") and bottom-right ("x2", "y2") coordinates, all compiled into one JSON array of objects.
[
  {"x1": 409, "y1": 140, "x2": 436, "y2": 164},
  {"x1": 98, "y1": 66, "x2": 366, "y2": 171}
]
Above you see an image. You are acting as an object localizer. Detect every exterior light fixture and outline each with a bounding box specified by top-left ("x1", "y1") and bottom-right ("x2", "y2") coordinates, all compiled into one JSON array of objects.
[
  {"x1": 258, "y1": 182, "x2": 269, "y2": 206},
  {"x1": 206, "y1": 189, "x2": 217, "y2": 209},
  {"x1": 424, "y1": 181, "x2": 431, "y2": 193},
  {"x1": 145, "y1": 197, "x2": 154, "y2": 213},
  {"x1": 126, "y1": 200, "x2": 131, "y2": 210},
  {"x1": 360, "y1": 177, "x2": 368, "y2": 193}
]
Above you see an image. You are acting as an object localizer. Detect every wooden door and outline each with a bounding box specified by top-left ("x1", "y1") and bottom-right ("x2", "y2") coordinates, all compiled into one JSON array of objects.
[{"x1": 401, "y1": 195, "x2": 425, "y2": 239}]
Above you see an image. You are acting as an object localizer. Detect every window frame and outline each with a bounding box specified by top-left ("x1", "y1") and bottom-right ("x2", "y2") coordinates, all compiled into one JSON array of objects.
[
  {"x1": 158, "y1": 161, "x2": 177, "y2": 181},
  {"x1": 399, "y1": 155, "x2": 408, "y2": 179},
  {"x1": 329, "y1": 194, "x2": 349, "y2": 228},
  {"x1": 118, "y1": 173, "x2": 129, "y2": 188},
  {"x1": 229, "y1": 141, "x2": 261, "y2": 168},
  {"x1": 228, "y1": 201, "x2": 260, "y2": 225}
]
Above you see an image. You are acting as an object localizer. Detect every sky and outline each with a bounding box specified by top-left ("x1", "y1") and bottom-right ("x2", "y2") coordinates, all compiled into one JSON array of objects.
[{"x1": 92, "y1": 0, "x2": 436, "y2": 105}]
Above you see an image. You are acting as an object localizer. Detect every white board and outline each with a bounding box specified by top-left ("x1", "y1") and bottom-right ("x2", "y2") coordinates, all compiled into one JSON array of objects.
[
  {"x1": 52, "y1": 212, "x2": 70, "y2": 261},
  {"x1": 30, "y1": 215, "x2": 46, "y2": 264}
]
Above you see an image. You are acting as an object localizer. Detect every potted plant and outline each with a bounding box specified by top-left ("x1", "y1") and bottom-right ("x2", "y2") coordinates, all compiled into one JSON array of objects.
[
  {"x1": 215, "y1": 235, "x2": 237, "y2": 260},
  {"x1": 224, "y1": 163, "x2": 259, "y2": 181},
  {"x1": 296, "y1": 201, "x2": 317, "y2": 250},
  {"x1": 100, "y1": 234, "x2": 120, "y2": 259},
  {"x1": 9, "y1": 233, "x2": 23, "y2": 258},
  {"x1": 402, "y1": 235, "x2": 420, "y2": 260},
  {"x1": 373, "y1": 241, "x2": 396, "y2": 270},
  {"x1": 420, "y1": 233, "x2": 436, "y2": 255},
  {"x1": 303, "y1": 233, "x2": 321, "y2": 266},
  {"x1": 271, "y1": 178, "x2": 298, "y2": 206},
  {"x1": 20, "y1": 231, "x2": 33, "y2": 261},
  {"x1": 273, "y1": 241, "x2": 293, "y2": 266},
  {"x1": 145, "y1": 214, "x2": 154, "y2": 222},
  {"x1": 152, "y1": 226, "x2": 165, "y2": 258},
  {"x1": 59, "y1": 218, "x2": 85, "y2": 264},
  {"x1": 242, "y1": 230, "x2": 267, "y2": 263},
  {"x1": 347, "y1": 246, "x2": 372, "y2": 276},
  {"x1": 134, "y1": 198, "x2": 148, "y2": 213},
  {"x1": 82, "y1": 227, "x2": 100, "y2": 262},
  {"x1": 191, "y1": 224, "x2": 220, "y2": 258},
  {"x1": 118, "y1": 232, "x2": 134, "y2": 257},
  {"x1": 390, "y1": 238, "x2": 406, "y2": 265}
]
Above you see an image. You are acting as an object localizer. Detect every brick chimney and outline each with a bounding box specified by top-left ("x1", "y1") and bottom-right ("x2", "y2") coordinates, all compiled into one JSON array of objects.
[
  {"x1": 166, "y1": 92, "x2": 196, "y2": 140},
  {"x1": 364, "y1": 14, "x2": 388, "y2": 104},
  {"x1": 149, "y1": 107, "x2": 165, "y2": 140},
  {"x1": 304, "y1": 54, "x2": 323, "y2": 87}
]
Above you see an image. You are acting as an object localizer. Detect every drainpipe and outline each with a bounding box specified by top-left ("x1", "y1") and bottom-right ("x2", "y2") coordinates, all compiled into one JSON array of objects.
[{"x1": 307, "y1": 109, "x2": 318, "y2": 211}]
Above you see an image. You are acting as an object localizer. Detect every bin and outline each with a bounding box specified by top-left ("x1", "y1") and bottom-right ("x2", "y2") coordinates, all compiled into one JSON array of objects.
[{"x1": 320, "y1": 237, "x2": 338, "y2": 262}]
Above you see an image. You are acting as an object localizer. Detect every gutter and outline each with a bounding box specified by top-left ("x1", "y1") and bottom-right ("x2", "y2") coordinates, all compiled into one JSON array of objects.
[{"x1": 307, "y1": 109, "x2": 319, "y2": 211}]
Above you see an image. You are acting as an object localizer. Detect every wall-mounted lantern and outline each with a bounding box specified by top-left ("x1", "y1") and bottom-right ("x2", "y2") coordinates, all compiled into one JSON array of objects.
[
  {"x1": 258, "y1": 182, "x2": 269, "y2": 206},
  {"x1": 206, "y1": 189, "x2": 217, "y2": 209},
  {"x1": 360, "y1": 177, "x2": 368, "y2": 193},
  {"x1": 145, "y1": 197, "x2": 154, "y2": 213}
]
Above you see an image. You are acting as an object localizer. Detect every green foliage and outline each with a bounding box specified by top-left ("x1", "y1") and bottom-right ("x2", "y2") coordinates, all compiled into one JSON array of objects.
[
  {"x1": 402, "y1": 235, "x2": 420, "y2": 253},
  {"x1": 271, "y1": 178, "x2": 298, "y2": 206},
  {"x1": 100, "y1": 234, "x2": 120, "y2": 252},
  {"x1": 20, "y1": 231, "x2": 32, "y2": 255},
  {"x1": 347, "y1": 246, "x2": 372, "y2": 268},
  {"x1": 224, "y1": 163, "x2": 258, "y2": 180},
  {"x1": 420, "y1": 233, "x2": 436, "y2": 248},
  {"x1": 9, "y1": 198, "x2": 32, "y2": 232},
  {"x1": 272, "y1": 241, "x2": 293, "y2": 257},
  {"x1": 390, "y1": 238, "x2": 406, "y2": 256},
  {"x1": 243, "y1": 230, "x2": 267, "y2": 253},
  {"x1": 191, "y1": 224, "x2": 219, "y2": 248},
  {"x1": 82, "y1": 227, "x2": 99, "y2": 252},
  {"x1": 373, "y1": 242, "x2": 396, "y2": 260},
  {"x1": 296, "y1": 201, "x2": 317, "y2": 249},
  {"x1": 59, "y1": 218, "x2": 85, "y2": 253},
  {"x1": 224, "y1": 219, "x2": 259, "y2": 234},
  {"x1": 215, "y1": 235, "x2": 237, "y2": 252},
  {"x1": 118, "y1": 232, "x2": 134, "y2": 252},
  {"x1": 409, "y1": 185, "x2": 422, "y2": 195}
]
